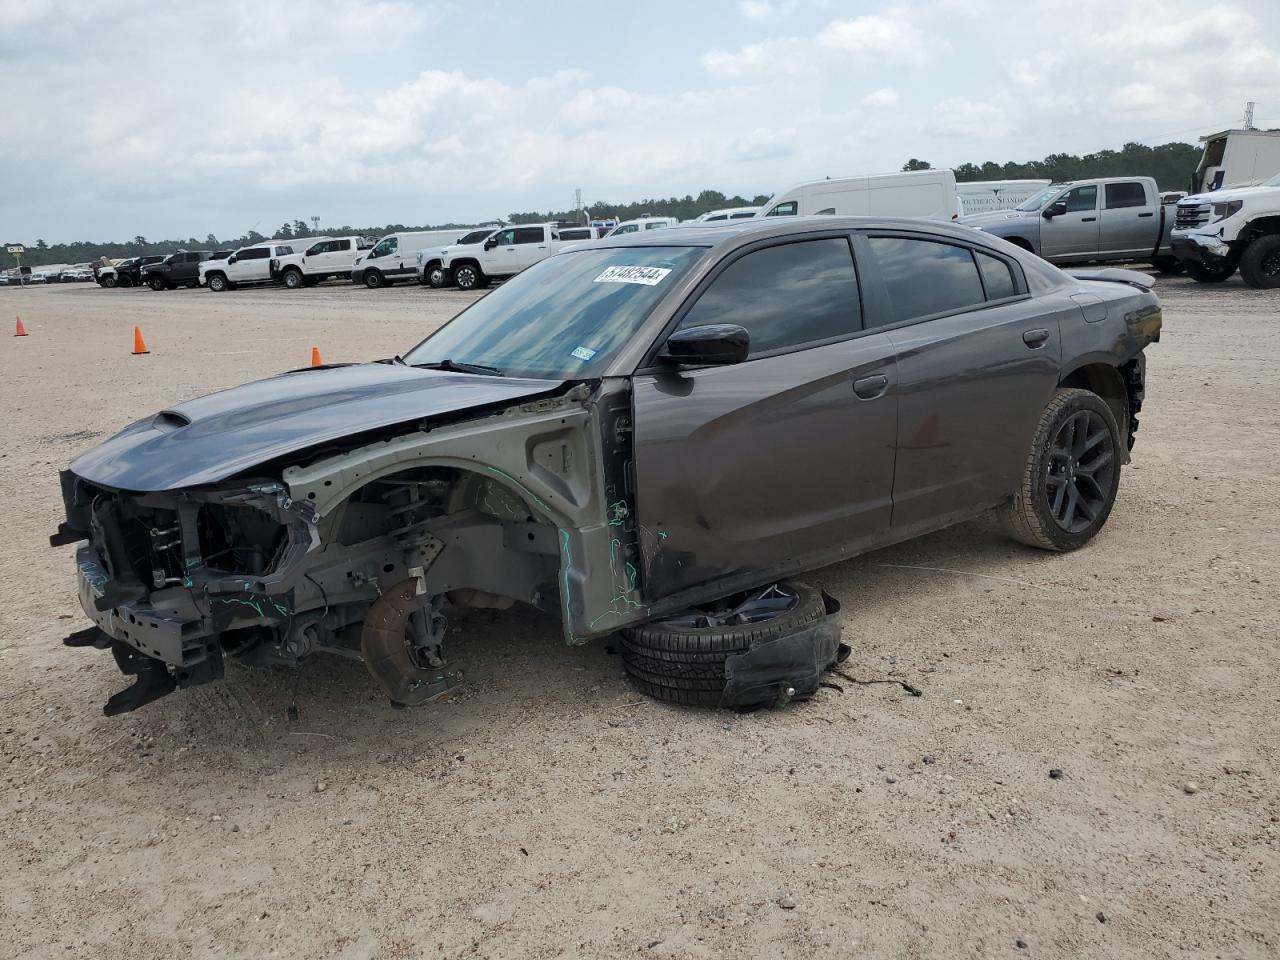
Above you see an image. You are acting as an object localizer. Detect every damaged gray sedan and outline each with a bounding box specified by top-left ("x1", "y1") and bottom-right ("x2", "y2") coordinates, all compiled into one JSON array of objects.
[{"x1": 52, "y1": 217, "x2": 1162, "y2": 715}]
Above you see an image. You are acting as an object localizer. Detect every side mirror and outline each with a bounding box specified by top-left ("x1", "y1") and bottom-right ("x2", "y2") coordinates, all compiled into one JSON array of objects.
[
  {"x1": 1043, "y1": 200, "x2": 1067, "y2": 219},
  {"x1": 227, "y1": 255, "x2": 238, "y2": 264},
  {"x1": 483, "y1": 238, "x2": 498, "y2": 250},
  {"x1": 662, "y1": 324, "x2": 750, "y2": 366}
]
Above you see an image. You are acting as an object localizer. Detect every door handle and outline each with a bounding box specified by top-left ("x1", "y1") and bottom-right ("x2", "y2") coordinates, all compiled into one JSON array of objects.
[
  {"x1": 1081, "y1": 216, "x2": 1097, "y2": 222},
  {"x1": 1022, "y1": 328, "x2": 1050, "y2": 348},
  {"x1": 852, "y1": 374, "x2": 889, "y2": 400},
  {"x1": 1138, "y1": 212, "x2": 1154, "y2": 218}
]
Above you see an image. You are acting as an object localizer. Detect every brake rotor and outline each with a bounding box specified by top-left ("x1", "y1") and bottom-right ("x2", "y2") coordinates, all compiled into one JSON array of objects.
[{"x1": 360, "y1": 578, "x2": 462, "y2": 707}]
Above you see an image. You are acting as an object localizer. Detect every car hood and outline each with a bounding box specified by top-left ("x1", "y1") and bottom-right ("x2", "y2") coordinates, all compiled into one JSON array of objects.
[
  {"x1": 70, "y1": 362, "x2": 564, "y2": 492},
  {"x1": 1183, "y1": 184, "x2": 1279, "y2": 204},
  {"x1": 959, "y1": 209, "x2": 1037, "y2": 226}
]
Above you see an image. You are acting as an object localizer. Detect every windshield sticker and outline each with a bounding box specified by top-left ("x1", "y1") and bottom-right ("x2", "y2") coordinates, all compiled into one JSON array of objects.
[
  {"x1": 594, "y1": 265, "x2": 672, "y2": 286},
  {"x1": 570, "y1": 346, "x2": 598, "y2": 362}
]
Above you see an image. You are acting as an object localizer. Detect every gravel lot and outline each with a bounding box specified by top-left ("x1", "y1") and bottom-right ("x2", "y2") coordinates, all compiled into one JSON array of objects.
[{"x1": 1, "y1": 275, "x2": 1277, "y2": 960}]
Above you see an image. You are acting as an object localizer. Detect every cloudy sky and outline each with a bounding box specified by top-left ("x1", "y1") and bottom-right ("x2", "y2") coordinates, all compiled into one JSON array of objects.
[{"x1": 3, "y1": 0, "x2": 1278, "y2": 242}]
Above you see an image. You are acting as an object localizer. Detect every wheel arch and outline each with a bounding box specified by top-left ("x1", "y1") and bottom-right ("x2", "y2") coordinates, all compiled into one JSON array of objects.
[
  {"x1": 279, "y1": 391, "x2": 641, "y2": 644},
  {"x1": 1058, "y1": 359, "x2": 1130, "y2": 454},
  {"x1": 1240, "y1": 215, "x2": 1280, "y2": 244}
]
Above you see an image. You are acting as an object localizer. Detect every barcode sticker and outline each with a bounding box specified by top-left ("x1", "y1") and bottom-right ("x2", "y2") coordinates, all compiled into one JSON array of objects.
[{"x1": 594, "y1": 265, "x2": 672, "y2": 286}]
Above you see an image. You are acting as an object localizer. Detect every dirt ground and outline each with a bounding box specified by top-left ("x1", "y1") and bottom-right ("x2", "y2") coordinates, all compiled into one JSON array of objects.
[{"x1": 0, "y1": 274, "x2": 1277, "y2": 960}]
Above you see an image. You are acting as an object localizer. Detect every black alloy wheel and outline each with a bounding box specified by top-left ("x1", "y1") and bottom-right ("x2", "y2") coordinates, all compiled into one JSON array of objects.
[{"x1": 1045, "y1": 408, "x2": 1116, "y2": 534}]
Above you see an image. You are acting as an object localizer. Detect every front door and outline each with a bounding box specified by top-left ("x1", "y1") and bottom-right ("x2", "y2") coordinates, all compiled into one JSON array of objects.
[
  {"x1": 632, "y1": 235, "x2": 898, "y2": 600},
  {"x1": 860, "y1": 233, "x2": 1064, "y2": 530},
  {"x1": 229, "y1": 248, "x2": 269, "y2": 282},
  {"x1": 1040, "y1": 184, "x2": 1100, "y2": 261}
]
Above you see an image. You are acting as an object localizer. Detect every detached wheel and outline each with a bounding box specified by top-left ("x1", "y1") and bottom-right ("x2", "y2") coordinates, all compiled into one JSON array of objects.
[
  {"x1": 363, "y1": 269, "x2": 385, "y2": 289},
  {"x1": 1000, "y1": 388, "x2": 1121, "y2": 552},
  {"x1": 282, "y1": 268, "x2": 304, "y2": 289},
  {"x1": 1238, "y1": 235, "x2": 1280, "y2": 289},
  {"x1": 620, "y1": 582, "x2": 826, "y2": 707},
  {"x1": 206, "y1": 274, "x2": 228, "y2": 293},
  {"x1": 1185, "y1": 260, "x2": 1235, "y2": 283},
  {"x1": 452, "y1": 263, "x2": 485, "y2": 291}
]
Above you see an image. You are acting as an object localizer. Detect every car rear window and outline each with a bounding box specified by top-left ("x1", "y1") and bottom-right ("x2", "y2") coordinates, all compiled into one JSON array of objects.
[
  {"x1": 976, "y1": 251, "x2": 1018, "y2": 300},
  {"x1": 867, "y1": 237, "x2": 986, "y2": 324}
]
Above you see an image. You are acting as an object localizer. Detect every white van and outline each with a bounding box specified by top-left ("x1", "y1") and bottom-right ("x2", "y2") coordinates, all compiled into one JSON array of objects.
[
  {"x1": 352, "y1": 231, "x2": 459, "y2": 288},
  {"x1": 694, "y1": 206, "x2": 762, "y2": 222},
  {"x1": 606, "y1": 216, "x2": 680, "y2": 237},
  {"x1": 955, "y1": 179, "x2": 1051, "y2": 217},
  {"x1": 758, "y1": 169, "x2": 958, "y2": 221}
]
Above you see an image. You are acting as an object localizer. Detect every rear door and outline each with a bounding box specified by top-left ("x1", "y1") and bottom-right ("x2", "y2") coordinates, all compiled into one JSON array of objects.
[
  {"x1": 1099, "y1": 181, "x2": 1156, "y2": 257},
  {"x1": 1039, "y1": 184, "x2": 1100, "y2": 261},
  {"x1": 632, "y1": 234, "x2": 898, "y2": 599},
  {"x1": 859, "y1": 233, "x2": 1063, "y2": 530},
  {"x1": 232, "y1": 247, "x2": 271, "y2": 281},
  {"x1": 514, "y1": 226, "x2": 549, "y2": 270}
]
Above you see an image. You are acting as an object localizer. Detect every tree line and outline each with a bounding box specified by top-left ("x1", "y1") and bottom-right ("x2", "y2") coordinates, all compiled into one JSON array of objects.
[{"x1": 3, "y1": 141, "x2": 1204, "y2": 269}]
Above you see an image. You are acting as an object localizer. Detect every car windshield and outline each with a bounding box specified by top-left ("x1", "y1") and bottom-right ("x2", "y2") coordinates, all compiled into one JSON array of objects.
[
  {"x1": 1265, "y1": 172, "x2": 1280, "y2": 187},
  {"x1": 1015, "y1": 187, "x2": 1062, "y2": 211},
  {"x1": 403, "y1": 246, "x2": 705, "y2": 379}
]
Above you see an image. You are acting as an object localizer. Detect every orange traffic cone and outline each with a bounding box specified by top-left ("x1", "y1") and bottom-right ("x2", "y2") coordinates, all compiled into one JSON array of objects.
[
  {"x1": 132, "y1": 326, "x2": 150, "y2": 355},
  {"x1": 310, "y1": 346, "x2": 323, "y2": 367},
  {"x1": 14, "y1": 316, "x2": 28, "y2": 337}
]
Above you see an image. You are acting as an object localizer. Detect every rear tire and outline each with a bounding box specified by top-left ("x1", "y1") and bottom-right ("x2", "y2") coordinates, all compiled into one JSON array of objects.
[
  {"x1": 1185, "y1": 260, "x2": 1235, "y2": 283},
  {"x1": 1000, "y1": 388, "x2": 1121, "y2": 552},
  {"x1": 282, "y1": 268, "x2": 304, "y2": 289},
  {"x1": 426, "y1": 265, "x2": 449, "y2": 288},
  {"x1": 363, "y1": 269, "x2": 385, "y2": 289},
  {"x1": 452, "y1": 263, "x2": 484, "y2": 291},
  {"x1": 102, "y1": 276, "x2": 117, "y2": 289},
  {"x1": 207, "y1": 274, "x2": 228, "y2": 293},
  {"x1": 620, "y1": 582, "x2": 826, "y2": 707},
  {"x1": 1238, "y1": 235, "x2": 1280, "y2": 289},
  {"x1": 148, "y1": 275, "x2": 166, "y2": 291}
]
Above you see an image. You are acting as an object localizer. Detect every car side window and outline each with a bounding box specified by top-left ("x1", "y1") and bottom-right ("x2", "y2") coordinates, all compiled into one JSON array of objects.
[
  {"x1": 976, "y1": 251, "x2": 1018, "y2": 300},
  {"x1": 643, "y1": 221, "x2": 668, "y2": 230},
  {"x1": 613, "y1": 224, "x2": 638, "y2": 235},
  {"x1": 240, "y1": 248, "x2": 269, "y2": 260},
  {"x1": 1062, "y1": 185, "x2": 1098, "y2": 213},
  {"x1": 766, "y1": 201, "x2": 798, "y2": 217},
  {"x1": 514, "y1": 227, "x2": 544, "y2": 244},
  {"x1": 678, "y1": 238, "x2": 861, "y2": 358},
  {"x1": 494, "y1": 229, "x2": 517, "y2": 245},
  {"x1": 336, "y1": 239, "x2": 350, "y2": 251},
  {"x1": 1105, "y1": 182, "x2": 1147, "y2": 209},
  {"x1": 866, "y1": 237, "x2": 986, "y2": 324}
]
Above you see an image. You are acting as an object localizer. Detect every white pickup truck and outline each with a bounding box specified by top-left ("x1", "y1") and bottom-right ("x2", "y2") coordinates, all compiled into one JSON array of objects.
[
  {"x1": 271, "y1": 236, "x2": 374, "y2": 288},
  {"x1": 416, "y1": 229, "x2": 498, "y2": 288},
  {"x1": 1170, "y1": 172, "x2": 1280, "y2": 287},
  {"x1": 440, "y1": 224, "x2": 561, "y2": 291},
  {"x1": 198, "y1": 242, "x2": 300, "y2": 292}
]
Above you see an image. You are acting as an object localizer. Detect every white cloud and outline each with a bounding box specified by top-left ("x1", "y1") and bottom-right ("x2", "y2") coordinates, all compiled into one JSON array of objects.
[
  {"x1": 817, "y1": 15, "x2": 930, "y2": 63},
  {"x1": 2, "y1": 0, "x2": 1280, "y2": 242},
  {"x1": 861, "y1": 87, "x2": 900, "y2": 108}
]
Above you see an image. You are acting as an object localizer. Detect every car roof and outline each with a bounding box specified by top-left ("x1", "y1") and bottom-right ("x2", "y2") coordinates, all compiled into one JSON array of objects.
[{"x1": 587, "y1": 215, "x2": 997, "y2": 250}]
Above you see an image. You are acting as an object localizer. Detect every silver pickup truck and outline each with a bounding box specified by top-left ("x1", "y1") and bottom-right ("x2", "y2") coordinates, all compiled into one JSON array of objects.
[{"x1": 962, "y1": 177, "x2": 1180, "y2": 273}]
